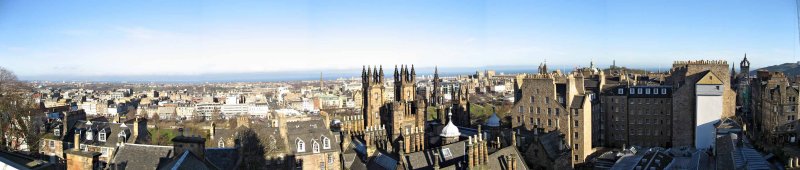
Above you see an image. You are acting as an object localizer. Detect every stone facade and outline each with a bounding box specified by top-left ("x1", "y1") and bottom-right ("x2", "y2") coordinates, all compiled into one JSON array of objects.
[
  {"x1": 753, "y1": 70, "x2": 800, "y2": 143},
  {"x1": 510, "y1": 71, "x2": 593, "y2": 166},
  {"x1": 668, "y1": 60, "x2": 735, "y2": 147},
  {"x1": 352, "y1": 65, "x2": 428, "y2": 155},
  {"x1": 600, "y1": 85, "x2": 673, "y2": 148}
]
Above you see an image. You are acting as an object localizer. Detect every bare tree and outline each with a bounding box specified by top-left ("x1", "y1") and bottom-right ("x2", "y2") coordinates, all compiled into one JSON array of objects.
[
  {"x1": 235, "y1": 127, "x2": 267, "y2": 169},
  {"x1": 0, "y1": 67, "x2": 40, "y2": 152}
]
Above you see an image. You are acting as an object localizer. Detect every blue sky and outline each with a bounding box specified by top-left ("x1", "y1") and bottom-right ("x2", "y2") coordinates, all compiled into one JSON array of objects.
[{"x1": 0, "y1": 0, "x2": 797, "y2": 79}]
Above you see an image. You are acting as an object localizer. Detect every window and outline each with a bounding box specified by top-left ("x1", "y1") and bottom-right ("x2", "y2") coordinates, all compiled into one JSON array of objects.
[
  {"x1": 54, "y1": 129, "x2": 60, "y2": 136},
  {"x1": 546, "y1": 97, "x2": 550, "y2": 104},
  {"x1": 99, "y1": 129, "x2": 106, "y2": 142},
  {"x1": 312, "y1": 141, "x2": 320, "y2": 153},
  {"x1": 328, "y1": 154, "x2": 334, "y2": 164},
  {"x1": 530, "y1": 96, "x2": 535, "y2": 103},
  {"x1": 442, "y1": 148, "x2": 453, "y2": 158},
  {"x1": 86, "y1": 130, "x2": 94, "y2": 140},
  {"x1": 323, "y1": 137, "x2": 331, "y2": 149},
  {"x1": 661, "y1": 88, "x2": 667, "y2": 94},
  {"x1": 618, "y1": 88, "x2": 624, "y2": 94},
  {"x1": 80, "y1": 144, "x2": 87, "y2": 151},
  {"x1": 118, "y1": 131, "x2": 127, "y2": 141},
  {"x1": 575, "y1": 120, "x2": 579, "y2": 127},
  {"x1": 630, "y1": 88, "x2": 635, "y2": 94},
  {"x1": 646, "y1": 88, "x2": 651, "y2": 94},
  {"x1": 518, "y1": 106, "x2": 523, "y2": 113},
  {"x1": 296, "y1": 139, "x2": 305, "y2": 152},
  {"x1": 574, "y1": 132, "x2": 579, "y2": 138},
  {"x1": 548, "y1": 119, "x2": 552, "y2": 127},
  {"x1": 638, "y1": 88, "x2": 642, "y2": 94},
  {"x1": 101, "y1": 148, "x2": 109, "y2": 157},
  {"x1": 219, "y1": 140, "x2": 225, "y2": 147},
  {"x1": 49, "y1": 140, "x2": 55, "y2": 149}
]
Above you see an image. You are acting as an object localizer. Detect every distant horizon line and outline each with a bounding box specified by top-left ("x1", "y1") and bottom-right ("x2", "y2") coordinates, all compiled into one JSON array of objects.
[{"x1": 18, "y1": 64, "x2": 681, "y2": 83}]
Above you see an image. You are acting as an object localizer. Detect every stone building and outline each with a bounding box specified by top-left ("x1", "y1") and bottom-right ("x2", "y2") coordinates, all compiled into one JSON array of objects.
[
  {"x1": 753, "y1": 70, "x2": 800, "y2": 144},
  {"x1": 351, "y1": 65, "x2": 428, "y2": 154},
  {"x1": 287, "y1": 119, "x2": 341, "y2": 170},
  {"x1": 668, "y1": 60, "x2": 735, "y2": 147},
  {"x1": 509, "y1": 70, "x2": 593, "y2": 166},
  {"x1": 600, "y1": 85, "x2": 673, "y2": 148}
]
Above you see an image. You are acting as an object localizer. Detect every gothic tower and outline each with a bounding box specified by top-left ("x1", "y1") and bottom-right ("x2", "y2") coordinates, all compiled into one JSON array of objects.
[
  {"x1": 394, "y1": 65, "x2": 417, "y2": 102},
  {"x1": 362, "y1": 65, "x2": 385, "y2": 129},
  {"x1": 740, "y1": 53, "x2": 750, "y2": 78},
  {"x1": 431, "y1": 66, "x2": 446, "y2": 125}
]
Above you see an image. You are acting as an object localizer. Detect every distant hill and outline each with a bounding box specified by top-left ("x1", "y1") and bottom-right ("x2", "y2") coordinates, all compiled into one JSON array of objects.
[{"x1": 753, "y1": 62, "x2": 800, "y2": 77}]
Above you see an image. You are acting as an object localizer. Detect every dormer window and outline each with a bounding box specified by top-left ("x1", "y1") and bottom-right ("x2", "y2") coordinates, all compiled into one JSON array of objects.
[
  {"x1": 99, "y1": 129, "x2": 106, "y2": 142},
  {"x1": 296, "y1": 139, "x2": 305, "y2": 152},
  {"x1": 312, "y1": 141, "x2": 320, "y2": 153},
  {"x1": 322, "y1": 137, "x2": 331, "y2": 149},
  {"x1": 118, "y1": 131, "x2": 127, "y2": 141},
  {"x1": 218, "y1": 139, "x2": 225, "y2": 148},
  {"x1": 86, "y1": 130, "x2": 94, "y2": 141},
  {"x1": 54, "y1": 128, "x2": 61, "y2": 136}
]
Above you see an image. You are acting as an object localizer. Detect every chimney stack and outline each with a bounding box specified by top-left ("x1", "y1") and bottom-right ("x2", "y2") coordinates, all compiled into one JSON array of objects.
[
  {"x1": 511, "y1": 131, "x2": 517, "y2": 147},
  {"x1": 210, "y1": 122, "x2": 216, "y2": 139},
  {"x1": 433, "y1": 151, "x2": 440, "y2": 170},
  {"x1": 74, "y1": 133, "x2": 81, "y2": 151},
  {"x1": 467, "y1": 136, "x2": 474, "y2": 169},
  {"x1": 133, "y1": 117, "x2": 140, "y2": 139}
]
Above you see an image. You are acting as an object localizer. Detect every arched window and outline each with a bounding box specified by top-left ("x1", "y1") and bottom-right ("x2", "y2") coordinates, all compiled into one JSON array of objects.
[
  {"x1": 312, "y1": 141, "x2": 320, "y2": 153},
  {"x1": 296, "y1": 139, "x2": 305, "y2": 152},
  {"x1": 322, "y1": 136, "x2": 331, "y2": 149}
]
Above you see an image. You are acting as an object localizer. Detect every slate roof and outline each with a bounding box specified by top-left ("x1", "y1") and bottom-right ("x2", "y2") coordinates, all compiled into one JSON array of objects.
[
  {"x1": 110, "y1": 144, "x2": 174, "y2": 170},
  {"x1": 73, "y1": 120, "x2": 135, "y2": 148},
  {"x1": 570, "y1": 95, "x2": 586, "y2": 109},
  {"x1": 159, "y1": 150, "x2": 219, "y2": 170},
  {"x1": 404, "y1": 140, "x2": 467, "y2": 170},
  {"x1": 286, "y1": 119, "x2": 340, "y2": 156},
  {"x1": 205, "y1": 148, "x2": 239, "y2": 170},
  {"x1": 540, "y1": 131, "x2": 566, "y2": 160},
  {"x1": 0, "y1": 150, "x2": 54, "y2": 170},
  {"x1": 483, "y1": 146, "x2": 529, "y2": 170}
]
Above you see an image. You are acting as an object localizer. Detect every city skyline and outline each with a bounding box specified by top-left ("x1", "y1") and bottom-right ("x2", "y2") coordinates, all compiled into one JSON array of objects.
[{"x1": 1, "y1": 0, "x2": 798, "y2": 80}]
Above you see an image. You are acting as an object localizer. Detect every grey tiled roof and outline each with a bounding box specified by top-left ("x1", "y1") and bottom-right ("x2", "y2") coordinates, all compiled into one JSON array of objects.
[
  {"x1": 110, "y1": 144, "x2": 174, "y2": 170},
  {"x1": 484, "y1": 146, "x2": 529, "y2": 170},
  {"x1": 404, "y1": 140, "x2": 467, "y2": 170},
  {"x1": 73, "y1": 120, "x2": 135, "y2": 148},
  {"x1": 286, "y1": 119, "x2": 340, "y2": 156},
  {"x1": 570, "y1": 95, "x2": 585, "y2": 109},
  {"x1": 205, "y1": 148, "x2": 239, "y2": 170},
  {"x1": 159, "y1": 150, "x2": 219, "y2": 170}
]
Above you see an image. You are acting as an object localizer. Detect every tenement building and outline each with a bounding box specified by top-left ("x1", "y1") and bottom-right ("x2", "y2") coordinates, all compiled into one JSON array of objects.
[
  {"x1": 600, "y1": 84, "x2": 673, "y2": 148},
  {"x1": 509, "y1": 68, "x2": 593, "y2": 167},
  {"x1": 753, "y1": 70, "x2": 800, "y2": 144},
  {"x1": 667, "y1": 60, "x2": 735, "y2": 148}
]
